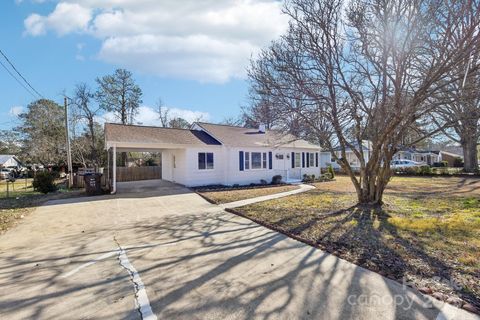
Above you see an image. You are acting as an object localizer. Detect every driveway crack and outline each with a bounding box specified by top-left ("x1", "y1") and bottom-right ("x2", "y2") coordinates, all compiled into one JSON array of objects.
[{"x1": 114, "y1": 237, "x2": 157, "y2": 320}]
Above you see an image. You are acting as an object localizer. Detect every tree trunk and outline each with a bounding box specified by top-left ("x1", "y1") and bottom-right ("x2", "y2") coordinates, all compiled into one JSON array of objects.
[
  {"x1": 88, "y1": 119, "x2": 97, "y2": 168},
  {"x1": 353, "y1": 168, "x2": 389, "y2": 206},
  {"x1": 462, "y1": 137, "x2": 478, "y2": 172}
]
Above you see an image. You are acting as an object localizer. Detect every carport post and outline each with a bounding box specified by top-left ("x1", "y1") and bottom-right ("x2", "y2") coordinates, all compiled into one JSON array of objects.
[{"x1": 111, "y1": 144, "x2": 117, "y2": 194}]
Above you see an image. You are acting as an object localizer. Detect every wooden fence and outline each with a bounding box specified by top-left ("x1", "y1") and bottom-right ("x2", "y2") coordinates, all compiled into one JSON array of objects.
[{"x1": 73, "y1": 166, "x2": 162, "y2": 188}]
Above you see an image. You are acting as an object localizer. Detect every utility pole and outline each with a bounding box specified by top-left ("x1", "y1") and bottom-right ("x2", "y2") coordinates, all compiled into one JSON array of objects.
[{"x1": 64, "y1": 97, "x2": 73, "y2": 187}]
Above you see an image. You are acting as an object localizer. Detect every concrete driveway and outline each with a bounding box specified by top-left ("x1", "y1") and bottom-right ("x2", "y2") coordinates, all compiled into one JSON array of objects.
[{"x1": 0, "y1": 180, "x2": 477, "y2": 319}]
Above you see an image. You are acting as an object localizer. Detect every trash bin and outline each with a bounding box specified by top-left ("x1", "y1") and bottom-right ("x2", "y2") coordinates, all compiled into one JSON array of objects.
[{"x1": 84, "y1": 173, "x2": 103, "y2": 196}]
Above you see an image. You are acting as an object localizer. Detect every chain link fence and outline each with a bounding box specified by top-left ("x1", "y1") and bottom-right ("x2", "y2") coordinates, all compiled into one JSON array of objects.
[{"x1": 0, "y1": 177, "x2": 35, "y2": 199}]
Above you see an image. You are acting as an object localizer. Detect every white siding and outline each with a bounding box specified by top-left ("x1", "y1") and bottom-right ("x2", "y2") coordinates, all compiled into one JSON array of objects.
[
  {"x1": 183, "y1": 147, "x2": 224, "y2": 187},
  {"x1": 225, "y1": 147, "x2": 321, "y2": 186},
  {"x1": 163, "y1": 146, "x2": 323, "y2": 187},
  {"x1": 161, "y1": 149, "x2": 187, "y2": 185}
]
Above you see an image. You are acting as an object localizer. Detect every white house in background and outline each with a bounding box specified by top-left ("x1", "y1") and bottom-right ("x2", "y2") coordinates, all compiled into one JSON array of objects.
[
  {"x1": 0, "y1": 155, "x2": 22, "y2": 169},
  {"x1": 104, "y1": 122, "x2": 323, "y2": 191},
  {"x1": 323, "y1": 141, "x2": 372, "y2": 171},
  {"x1": 392, "y1": 147, "x2": 440, "y2": 165}
]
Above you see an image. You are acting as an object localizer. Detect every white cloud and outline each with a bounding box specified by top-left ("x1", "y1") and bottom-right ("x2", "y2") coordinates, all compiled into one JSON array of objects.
[
  {"x1": 23, "y1": 0, "x2": 288, "y2": 83},
  {"x1": 24, "y1": 2, "x2": 91, "y2": 36},
  {"x1": 9, "y1": 106, "x2": 24, "y2": 116},
  {"x1": 98, "y1": 105, "x2": 210, "y2": 126}
]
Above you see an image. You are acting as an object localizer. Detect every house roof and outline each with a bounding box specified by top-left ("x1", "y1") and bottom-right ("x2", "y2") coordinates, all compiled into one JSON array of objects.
[
  {"x1": 332, "y1": 141, "x2": 371, "y2": 152},
  {"x1": 398, "y1": 147, "x2": 440, "y2": 155},
  {"x1": 439, "y1": 150, "x2": 463, "y2": 158},
  {"x1": 194, "y1": 122, "x2": 319, "y2": 149},
  {"x1": 104, "y1": 123, "x2": 221, "y2": 146},
  {"x1": 0, "y1": 155, "x2": 20, "y2": 166}
]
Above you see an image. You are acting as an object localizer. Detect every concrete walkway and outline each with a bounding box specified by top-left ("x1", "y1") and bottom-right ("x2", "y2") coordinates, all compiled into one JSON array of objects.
[{"x1": 219, "y1": 183, "x2": 316, "y2": 209}]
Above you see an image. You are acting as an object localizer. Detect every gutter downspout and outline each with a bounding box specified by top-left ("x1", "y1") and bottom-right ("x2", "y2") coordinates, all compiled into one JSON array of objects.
[{"x1": 111, "y1": 144, "x2": 117, "y2": 194}]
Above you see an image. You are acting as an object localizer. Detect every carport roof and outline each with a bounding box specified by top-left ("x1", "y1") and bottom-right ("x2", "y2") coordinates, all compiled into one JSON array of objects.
[{"x1": 105, "y1": 123, "x2": 221, "y2": 146}]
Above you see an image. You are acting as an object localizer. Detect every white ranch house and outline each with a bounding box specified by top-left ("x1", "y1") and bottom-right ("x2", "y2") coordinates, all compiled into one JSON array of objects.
[{"x1": 105, "y1": 122, "x2": 324, "y2": 192}]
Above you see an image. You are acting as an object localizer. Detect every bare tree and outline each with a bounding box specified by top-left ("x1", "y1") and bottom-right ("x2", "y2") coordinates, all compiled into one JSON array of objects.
[
  {"x1": 434, "y1": 56, "x2": 480, "y2": 172},
  {"x1": 249, "y1": 0, "x2": 480, "y2": 205},
  {"x1": 156, "y1": 98, "x2": 170, "y2": 127},
  {"x1": 70, "y1": 83, "x2": 103, "y2": 167}
]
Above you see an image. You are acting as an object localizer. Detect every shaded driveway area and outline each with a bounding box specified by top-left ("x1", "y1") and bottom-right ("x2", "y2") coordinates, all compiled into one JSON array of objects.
[{"x1": 0, "y1": 181, "x2": 478, "y2": 319}]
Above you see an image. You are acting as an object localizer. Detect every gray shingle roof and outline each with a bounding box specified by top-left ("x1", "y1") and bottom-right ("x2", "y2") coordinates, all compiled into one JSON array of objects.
[
  {"x1": 105, "y1": 123, "x2": 221, "y2": 146},
  {"x1": 195, "y1": 122, "x2": 319, "y2": 149}
]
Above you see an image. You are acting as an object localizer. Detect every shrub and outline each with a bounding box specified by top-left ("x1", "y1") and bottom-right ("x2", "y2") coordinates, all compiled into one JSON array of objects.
[
  {"x1": 327, "y1": 165, "x2": 335, "y2": 179},
  {"x1": 260, "y1": 179, "x2": 268, "y2": 185},
  {"x1": 432, "y1": 161, "x2": 448, "y2": 168},
  {"x1": 453, "y1": 157, "x2": 464, "y2": 168},
  {"x1": 32, "y1": 171, "x2": 57, "y2": 194},
  {"x1": 418, "y1": 165, "x2": 432, "y2": 175},
  {"x1": 271, "y1": 175, "x2": 282, "y2": 184},
  {"x1": 302, "y1": 174, "x2": 314, "y2": 183}
]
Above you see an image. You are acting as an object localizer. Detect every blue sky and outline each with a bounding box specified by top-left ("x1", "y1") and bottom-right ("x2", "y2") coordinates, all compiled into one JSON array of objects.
[{"x1": 0, "y1": 0, "x2": 287, "y2": 129}]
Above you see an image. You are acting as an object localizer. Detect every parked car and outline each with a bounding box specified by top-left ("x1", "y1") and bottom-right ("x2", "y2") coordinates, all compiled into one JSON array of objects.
[
  {"x1": 0, "y1": 168, "x2": 13, "y2": 180},
  {"x1": 390, "y1": 159, "x2": 423, "y2": 169}
]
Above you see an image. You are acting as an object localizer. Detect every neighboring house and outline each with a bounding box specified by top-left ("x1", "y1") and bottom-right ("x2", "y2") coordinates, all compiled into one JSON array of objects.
[
  {"x1": 393, "y1": 148, "x2": 440, "y2": 165},
  {"x1": 0, "y1": 155, "x2": 22, "y2": 169},
  {"x1": 438, "y1": 150, "x2": 463, "y2": 167},
  {"x1": 104, "y1": 122, "x2": 322, "y2": 190},
  {"x1": 323, "y1": 141, "x2": 372, "y2": 171}
]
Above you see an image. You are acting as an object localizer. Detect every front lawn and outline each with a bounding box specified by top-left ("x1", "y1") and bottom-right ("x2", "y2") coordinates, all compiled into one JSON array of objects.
[
  {"x1": 0, "y1": 178, "x2": 38, "y2": 199},
  {"x1": 198, "y1": 185, "x2": 299, "y2": 204},
  {"x1": 232, "y1": 175, "x2": 480, "y2": 312},
  {"x1": 0, "y1": 184, "x2": 83, "y2": 233}
]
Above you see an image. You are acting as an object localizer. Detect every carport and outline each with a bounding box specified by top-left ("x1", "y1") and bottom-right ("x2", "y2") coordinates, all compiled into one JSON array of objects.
[{"x1": 104, "y1": 123, "x2": 220, "y2": 194}]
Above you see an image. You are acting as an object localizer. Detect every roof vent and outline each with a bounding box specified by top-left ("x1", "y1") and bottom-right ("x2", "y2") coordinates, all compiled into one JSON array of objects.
[{"x1": 258, "y1": 123, "x2": 266, "y2": 133}]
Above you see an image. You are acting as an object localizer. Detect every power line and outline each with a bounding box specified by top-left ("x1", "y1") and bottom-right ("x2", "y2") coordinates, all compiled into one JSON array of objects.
[
  {"x1": 0, "y1": 58, "x2": 37, "y2": 99},
  {"x1": 0, "y1": 48, "x2": 43, "y2": 98}
]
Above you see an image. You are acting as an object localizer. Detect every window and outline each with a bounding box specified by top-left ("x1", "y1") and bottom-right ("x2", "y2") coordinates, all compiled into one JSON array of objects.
[
  {"x1": 309, "y1": 153, "x2": 315, "y2": 167},
  {"x1": 198, "y1": 152, "x2": 214, "y2": 170},
  {"x1": 243, "y1": 152, "x2": 269, "y2": 170},
  {"x1": 294, "y1": 153, "x2": 301, "y2": 168},
  {"x1": 251, "y1": 152, "x2": 262, "y2": 169}
]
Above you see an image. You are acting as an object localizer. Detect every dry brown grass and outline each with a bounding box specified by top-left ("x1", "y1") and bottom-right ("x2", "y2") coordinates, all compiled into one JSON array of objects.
[
  {"x1": 236, "y1": 175, "x2": 480, "y2": 309},
  {"x1": 199, "y1": 185, "x2": 299, "y2": 204}
]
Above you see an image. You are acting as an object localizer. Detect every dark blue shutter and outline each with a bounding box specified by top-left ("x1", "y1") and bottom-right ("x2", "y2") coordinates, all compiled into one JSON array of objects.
[
  {"x1": 239, "y1": 151, "x2": 244, "y2": 171},
  {"x1": 302, "y1": 152, "x2": 305, "y2": 168},
  {"x1": 306, "y1": 153, "x2": 310, "y2": 167},
  {"x1": 315, "y1": 153, "x2": 319, "y2": 167},
  {"x1": 291, "y1": 152, "x2": 295, "y2": 168},
  {"x1": 268, "y1": 152, "x2": 272, "y2": 169}
]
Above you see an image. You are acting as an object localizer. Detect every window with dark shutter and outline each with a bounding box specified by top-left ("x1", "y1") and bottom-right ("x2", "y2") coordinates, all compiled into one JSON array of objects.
[
  {"x1": 268, "y1": 152, "x2": 272, "y2": 169},
  {"x1": 239, "y1": 151, "x2": 244, "y2": 171}
]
